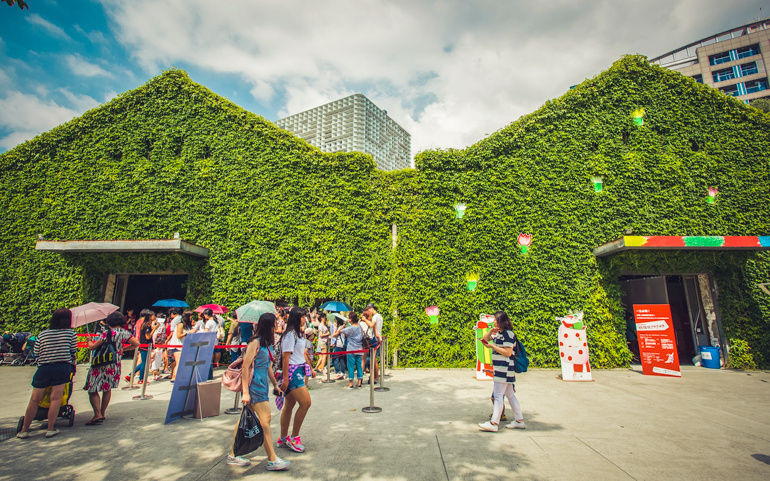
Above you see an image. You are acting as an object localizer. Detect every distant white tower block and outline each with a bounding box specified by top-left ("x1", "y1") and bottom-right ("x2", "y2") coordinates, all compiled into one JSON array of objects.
[{"x1": 275, "y1": 94, "x2": 411, "y2": 171}]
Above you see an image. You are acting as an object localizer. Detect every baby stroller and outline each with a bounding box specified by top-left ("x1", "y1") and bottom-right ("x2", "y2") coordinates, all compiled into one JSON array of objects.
[
  {"x1": 16, "y1": 364, "x2": 76, "y2": 433},
  {"x1": 1, "y1": 332, "x2": 31, "y2": 366}
]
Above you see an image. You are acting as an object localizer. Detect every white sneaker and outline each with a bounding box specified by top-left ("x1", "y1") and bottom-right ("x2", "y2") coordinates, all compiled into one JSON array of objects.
[
  {"x1": 16, "y1": 431, "x2": 30, "y2": 439},
  {"x1": 226, "y1": 454, "x2": 251, "y2": 466},
  {"x1": 506, "y1": 420, "x2": 526, "y2": 429},
  {"x1": 266, "y1": 457, "x2": 290, "y2": 471},
  {"x1": 45, "y1": 429, "x2": 60, "y2": 438},
  {"x1": 478, "y1": 421, "x2": 498, "y2": 432}
]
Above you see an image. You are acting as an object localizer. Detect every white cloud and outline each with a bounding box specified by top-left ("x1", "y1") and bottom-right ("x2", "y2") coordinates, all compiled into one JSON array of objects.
[
  {"x1": 56, "y1": 88, "x2": 99, "y2": 112},
  {"x1": 25, "y1": 13, "x2": 72, "y2": 41},
  {"x1": 64, "y1": 54, "x2": 113, "y2": 77},
  {"x1": 0, "y1": 91, "x2": 84, "y2": 149},
  {"x1": 103, "y1": 89, "x2": 118, "y2": 102},
  {"x1": 74, "y1": 24, "x2": 108, "y2": 44},
  {"x1": 100, "y1": 0, "x2": 763, "y2": 156}
]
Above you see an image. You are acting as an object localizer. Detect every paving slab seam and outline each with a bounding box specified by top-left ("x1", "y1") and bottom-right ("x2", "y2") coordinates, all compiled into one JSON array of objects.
[
  {"x1": 435, "y1": 435, "x2": 450, "y2": 481},
  {"x1": 577, "y1": 437, "x2": 638, "y2": 480}
]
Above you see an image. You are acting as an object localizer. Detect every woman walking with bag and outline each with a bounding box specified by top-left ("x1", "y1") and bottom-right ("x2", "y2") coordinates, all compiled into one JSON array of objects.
[
  {"x1": 169, "y1": 311, "x2": 194, "y2": 382},
  {"x1": 478, "y1": 310, "x2": 526, "y2": 432},
  {"x1": 278, "y1": 307, "x2": 313, "y2": 453},
  {"x1": 227, "y1": 313, "x2": 289, "y2": 470},
  {"x1": 83, "y1": 312, "x2": 140, "y2": 425},
  {"x1": 17, "y1": 309, "x2": 77, "y2": 439}
]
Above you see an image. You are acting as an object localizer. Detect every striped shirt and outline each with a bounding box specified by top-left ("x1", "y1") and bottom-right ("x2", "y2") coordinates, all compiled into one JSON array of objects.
[
  {"x1": 491, "y1": 330, "x2": 517, "y2": 384},
  {"x1": 33, "y1": 329, "x2": 77, "y2": 365}
]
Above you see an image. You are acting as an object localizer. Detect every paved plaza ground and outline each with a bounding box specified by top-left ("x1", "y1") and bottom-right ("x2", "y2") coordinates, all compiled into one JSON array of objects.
[{"x1": 1, "y1": 362, "x2": 769, "y2": 480}]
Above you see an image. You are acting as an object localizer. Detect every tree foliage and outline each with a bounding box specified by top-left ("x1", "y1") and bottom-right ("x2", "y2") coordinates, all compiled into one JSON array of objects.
[{"x1": 1, "y1": 56, "x2": 768, "y2": 368}]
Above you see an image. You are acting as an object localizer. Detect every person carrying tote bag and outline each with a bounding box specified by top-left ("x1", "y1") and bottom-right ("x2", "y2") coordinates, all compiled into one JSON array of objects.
[{"x1": 83, "y1": 312, "x2": 139, "y2": 425}]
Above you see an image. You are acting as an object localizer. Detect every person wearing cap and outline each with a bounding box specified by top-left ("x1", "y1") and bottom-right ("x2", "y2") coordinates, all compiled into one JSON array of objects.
[{"x1": 362, "y1": 303, "x2": 383, "y2": 383}]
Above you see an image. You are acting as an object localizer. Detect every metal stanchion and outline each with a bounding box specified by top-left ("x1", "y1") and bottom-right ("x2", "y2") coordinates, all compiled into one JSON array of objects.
[
  {"x1": 122, "y1": 348, "x2": 140, "y2": 390},
  {"x1": 375, "y1": 340, "x2": 389, "y2": 392},
  {"x1": 225, "y1": 391, "x2": 242, "y2": 415},
  {"x1": 384, "y1": 337, "x2": 391, "y2": 377},
  {"x1": 322, "y1": 349, "x2": 336, "y2": 383},
  {"x1": 133, "y1": 341, "x2": 154, "y2": 400},
  {"x1": 362, "y1": 346, "x2": 382, "y2": 414}
]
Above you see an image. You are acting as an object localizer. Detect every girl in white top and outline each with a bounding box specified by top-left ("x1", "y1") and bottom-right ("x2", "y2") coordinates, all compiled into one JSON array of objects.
[{"x1": 278, "y1": 307, "x2": 313, "y2": 454}]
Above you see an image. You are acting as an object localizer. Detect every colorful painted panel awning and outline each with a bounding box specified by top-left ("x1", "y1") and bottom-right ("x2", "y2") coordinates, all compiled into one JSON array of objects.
[
  {"x1": 593, "y1": 236, "x2": 770, "y2": 257},
  {"x1": 35, "y1": 239, "x2": 209, "y2": 258}
]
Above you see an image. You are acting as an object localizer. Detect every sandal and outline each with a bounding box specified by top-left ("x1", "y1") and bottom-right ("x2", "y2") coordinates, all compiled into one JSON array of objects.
[{"x1": 85, "y1": 420, "x2": 103, "y2": 426}]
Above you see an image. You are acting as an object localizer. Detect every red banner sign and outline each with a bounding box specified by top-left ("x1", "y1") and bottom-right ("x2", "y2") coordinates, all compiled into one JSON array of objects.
[{"x1": 633, "y1": 304, "x2": 681, "y2": 377}]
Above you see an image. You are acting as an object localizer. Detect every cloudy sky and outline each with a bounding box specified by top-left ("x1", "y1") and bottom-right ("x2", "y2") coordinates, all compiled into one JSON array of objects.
[{"x1": 0, "y1": 0, "x2": 765, "y2": 158}]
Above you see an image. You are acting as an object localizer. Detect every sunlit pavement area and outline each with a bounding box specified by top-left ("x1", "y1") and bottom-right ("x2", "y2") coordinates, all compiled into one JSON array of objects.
[{"x1": 1, "y1": 362, "x2": 770, "y2": 480}]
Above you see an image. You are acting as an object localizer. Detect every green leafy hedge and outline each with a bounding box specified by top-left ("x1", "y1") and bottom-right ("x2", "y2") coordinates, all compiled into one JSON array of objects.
[{"x1": 1, "y1": 56, "x2": 768, "y2": 368}]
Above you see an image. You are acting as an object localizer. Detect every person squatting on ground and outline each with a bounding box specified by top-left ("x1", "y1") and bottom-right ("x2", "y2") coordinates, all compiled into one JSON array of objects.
[
  {"x1": 278, "y1": 307, "x2": 312, "y2": 453},
  {"x1": 332, "y1": 312, "x2": 364, "y2": 389},
  {"x1": 84, "y1": 312, "x2": 140, "y2": 425},
  {"x1": 227, "y1": 313, "x2": 290, "y2": 470},
  {"x1": 17, "y1": 309, "x2": 78, "y2": 439},
  {"x1": 478, "y1": 310, "x2": 526, "y2": 432}
]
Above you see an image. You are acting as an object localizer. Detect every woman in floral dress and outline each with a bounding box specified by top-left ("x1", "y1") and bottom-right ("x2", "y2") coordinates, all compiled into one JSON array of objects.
[{"x1": 83, "y1": 312, "x2": 139, "y2": 425}]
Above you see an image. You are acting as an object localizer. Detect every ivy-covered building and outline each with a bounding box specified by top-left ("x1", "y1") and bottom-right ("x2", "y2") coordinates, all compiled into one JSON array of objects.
[{"x1": 1, "y1": 55, "x2": 768, "y2": 369}]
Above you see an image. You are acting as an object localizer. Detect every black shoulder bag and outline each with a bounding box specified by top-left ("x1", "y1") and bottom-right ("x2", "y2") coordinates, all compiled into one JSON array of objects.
[{"x1": 91, "y1": 329, "x2": 118, "y2": 368}]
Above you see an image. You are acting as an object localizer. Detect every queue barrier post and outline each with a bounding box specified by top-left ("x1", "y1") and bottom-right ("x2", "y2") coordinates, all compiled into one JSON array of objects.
[
  {"x1": 322, "y1": 347, "x2": 336, "y2": 383},
  {"x1": 133, "y1": 340, "x2": 154, "y2": 400},
  {"x1": 122, "y1": 348, "x2": 140, "y2": 391},
  {"x1": 375, "y1": 338, "x2": 389, "y2": 392},
  {"x1": 384, "y1": 337, "x2": 391, "y2": 377},
  {"x1": 362, "y1": 346, "x2": 382, "y2": 414},
  {"x1": 225, "y1": 391, "x2": 242, "y2": 415}
]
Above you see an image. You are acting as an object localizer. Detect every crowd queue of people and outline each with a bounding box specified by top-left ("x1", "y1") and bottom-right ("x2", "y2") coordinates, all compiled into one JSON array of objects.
[{"x1": 16, "y1": 303, "x2": 525, "y2": 473}]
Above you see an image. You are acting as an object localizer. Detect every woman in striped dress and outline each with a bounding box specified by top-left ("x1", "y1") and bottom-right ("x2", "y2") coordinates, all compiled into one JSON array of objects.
[{"x1": 17, "y1": 309, "x2": 77, "y2": 439}]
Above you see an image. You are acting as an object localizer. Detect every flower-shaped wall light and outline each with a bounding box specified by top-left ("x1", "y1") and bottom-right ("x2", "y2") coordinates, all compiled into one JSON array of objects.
[
  {"x1": 454, "y1": 203, "x2": 467, "y2": 219},
  {"x1": 426, "y1": 306, "x2": 440, "y2": 324},
  {"x1": 707, "y1": 187, "x2": 718, "y2": 205},
  {"x1": 518, "y1": 233, "x2": 532, "y2": 254},
  {"x1": 466, "y1": 272, "x2": 480, "y2": 291},
  {"x1": 591, "y1": 176, "x2": 603, "y2": 193}
]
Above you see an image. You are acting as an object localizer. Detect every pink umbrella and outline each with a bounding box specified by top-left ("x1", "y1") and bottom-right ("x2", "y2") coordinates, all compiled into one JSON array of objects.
[
  {"x1": 70, "y1": 302, "x2": 120, "y2": 328},
  {"x1": 194, "y1": 304, "x2": 230, "y2": 314}
]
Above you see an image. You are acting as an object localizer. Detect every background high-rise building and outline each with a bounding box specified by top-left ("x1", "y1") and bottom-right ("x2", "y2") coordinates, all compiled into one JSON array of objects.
[
  {"x1": 275, "y1": 94, "x2": 411, "y2": 171},
  {"x1": 650, "y1": 18, "x2": 770, "y2": 104}
]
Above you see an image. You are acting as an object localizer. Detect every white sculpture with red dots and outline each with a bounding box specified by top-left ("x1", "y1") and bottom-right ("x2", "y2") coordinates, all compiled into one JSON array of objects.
[{"x1": 557, "y1": 311, "x2": 592, "y2": 381}]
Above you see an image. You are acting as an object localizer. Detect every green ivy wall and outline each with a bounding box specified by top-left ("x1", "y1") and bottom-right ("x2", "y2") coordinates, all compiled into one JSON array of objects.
[{"x1": 1, "y1": 56, "x2": 768, "y2": 368}]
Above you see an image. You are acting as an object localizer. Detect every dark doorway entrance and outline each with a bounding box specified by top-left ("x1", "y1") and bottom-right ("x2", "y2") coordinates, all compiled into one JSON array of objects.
[
  {"x1": 620, "y1": 275, "x2": 702, "y2": 365},
  {"x1": 123, "y1": 274, "x2": 188, "y2": 315}
]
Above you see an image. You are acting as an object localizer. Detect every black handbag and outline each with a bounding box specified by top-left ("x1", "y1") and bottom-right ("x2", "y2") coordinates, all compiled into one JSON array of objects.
[
  {"x1": 91, "y1": 329, "x2": 118, "y2": 368},
  {"x1": 361, "y1": 325, "x2": 373, "y2": 350}
]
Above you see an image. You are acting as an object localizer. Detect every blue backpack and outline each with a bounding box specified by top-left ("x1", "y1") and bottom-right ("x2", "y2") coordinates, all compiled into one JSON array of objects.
[{"x1": 512, "y1": 340, "x2": 529, "y2": 373}]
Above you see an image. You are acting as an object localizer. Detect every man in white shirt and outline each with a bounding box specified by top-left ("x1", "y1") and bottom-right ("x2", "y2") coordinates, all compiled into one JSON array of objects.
[{"x1": 365, "y1": 303, "x2": 384, "y2": 383}]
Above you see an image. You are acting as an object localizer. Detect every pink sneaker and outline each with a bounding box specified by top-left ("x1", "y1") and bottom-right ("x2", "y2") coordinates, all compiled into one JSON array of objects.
[
  {"x1": 277, "y1": 436, "x2": 290, "y2": 449},
  {"x1": 288, "y1": 436, "x2": 305, "y2": 453}
]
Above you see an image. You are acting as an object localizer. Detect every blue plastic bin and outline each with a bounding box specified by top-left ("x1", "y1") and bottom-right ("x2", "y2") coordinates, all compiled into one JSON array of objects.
[{"x1": 698, "y1": 346, "x2": 721, "y2": 369}]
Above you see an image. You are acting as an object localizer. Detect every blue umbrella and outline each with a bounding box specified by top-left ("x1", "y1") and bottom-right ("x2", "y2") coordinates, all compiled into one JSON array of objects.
[
  {"x1": 153, "y1": 299, "x2": 189, "y2": 308},
  {"x1": 319, "y1": 301, "x2": 352, "y2": 312}
]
